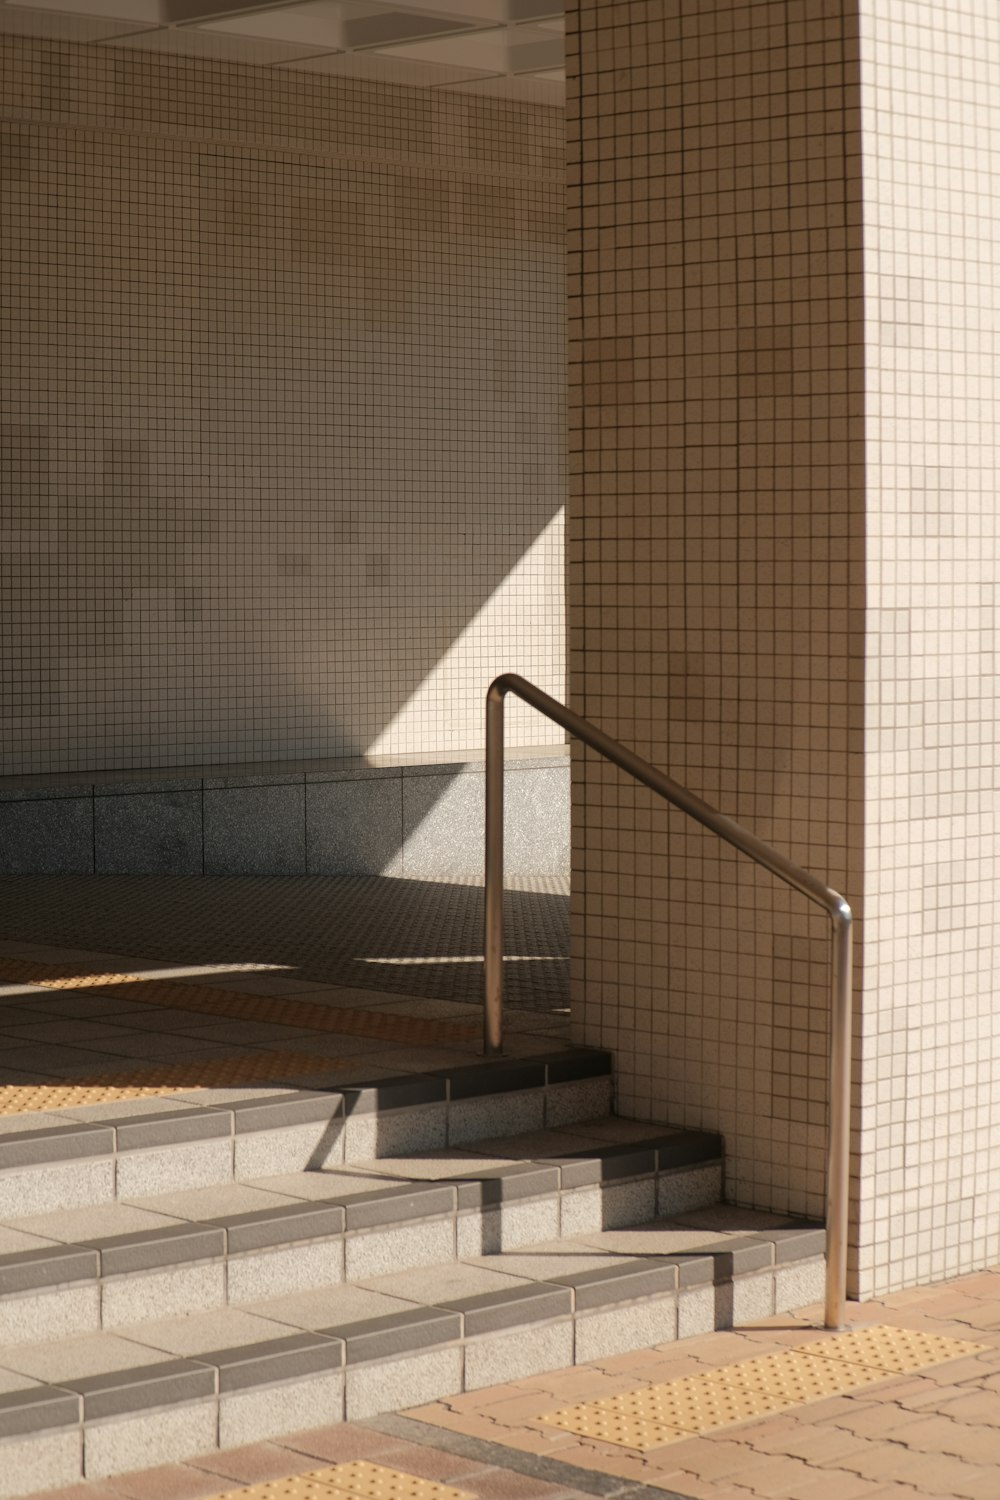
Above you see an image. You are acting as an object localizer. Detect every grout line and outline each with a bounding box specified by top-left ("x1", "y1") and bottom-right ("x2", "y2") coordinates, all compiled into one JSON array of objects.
[{"x1": 364, "y1": 1415, "x2": 699, "y2": 1500}]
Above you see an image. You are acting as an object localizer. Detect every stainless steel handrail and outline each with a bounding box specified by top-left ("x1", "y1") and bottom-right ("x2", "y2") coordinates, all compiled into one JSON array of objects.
[{"x1": 484, "y1": 672, "x2": 852, "y2": 1331}]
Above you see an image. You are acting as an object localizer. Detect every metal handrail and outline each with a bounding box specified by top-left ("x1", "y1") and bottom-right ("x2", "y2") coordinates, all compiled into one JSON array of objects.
[{"x1": 484, "y1": 672, "x2": 852, "y2": 1331}]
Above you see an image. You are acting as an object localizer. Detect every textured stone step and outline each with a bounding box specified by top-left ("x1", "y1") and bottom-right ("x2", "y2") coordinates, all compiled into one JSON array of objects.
[
  {"x1": 0, "y1": 1051, "x2": 612, "y2": 1218},
  {"x1": 0, "y1": 1207, "x2": 826, "y2": 1499},
  {"x1": 0, "y1": 1119, "x2": 723, "y2": 1342}
]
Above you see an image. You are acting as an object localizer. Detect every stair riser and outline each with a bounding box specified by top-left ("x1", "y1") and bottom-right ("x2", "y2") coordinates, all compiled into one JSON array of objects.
[
  {"x1": 0, "y1": 1255, "x2": 827, "y2": 1500},
  {"x1": 0, "y1": 1075, "x2": 613, "y2": 1219},
  {"x1": 0, "y1": 1161, "x2": 724, "y2": 1343}
]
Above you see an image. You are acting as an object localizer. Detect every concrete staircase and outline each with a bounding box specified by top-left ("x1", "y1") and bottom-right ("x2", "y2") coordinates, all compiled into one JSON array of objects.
[{"x1": 0, "y1": 1049, "x2": 826, "y2": 1498}]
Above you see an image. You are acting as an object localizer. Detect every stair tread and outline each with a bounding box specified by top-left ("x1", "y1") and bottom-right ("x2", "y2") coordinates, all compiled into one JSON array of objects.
[
  {"x1": 0, "y1": 1117, "x2": 711, "y2": 1244},
  {"x1": 0, "y1": 1210, "x2": 825, "y2": 1397},
  {"x1": 0, "y1": 1046, "x2": 608, "y2": 1139}
]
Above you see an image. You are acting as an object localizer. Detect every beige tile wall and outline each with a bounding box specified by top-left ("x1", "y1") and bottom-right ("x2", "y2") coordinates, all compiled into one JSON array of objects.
[
  {"x1": 858, "y1": 0, "x2": 1000, "y2": 1297},
  {"x1": 0, "y1": 38, "x2": 565, "y2": 775},
  {"x1": 567, "y1": 0, "x2": 866, "y2": 1233}
]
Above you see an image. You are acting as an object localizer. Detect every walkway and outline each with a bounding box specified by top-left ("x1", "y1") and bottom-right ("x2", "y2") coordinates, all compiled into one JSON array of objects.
[
  {"x1": 29, "y1": 1263, "x2": 1000, "y2": 1500},
  {"x1": 0, "y1": 875, "x2": 569, "y2": 1012}
]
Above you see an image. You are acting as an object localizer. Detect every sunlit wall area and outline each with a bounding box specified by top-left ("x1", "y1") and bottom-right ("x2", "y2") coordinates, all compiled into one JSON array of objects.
[{"x1": 0, "y1": 37, "x2": 565, "y2": 777}]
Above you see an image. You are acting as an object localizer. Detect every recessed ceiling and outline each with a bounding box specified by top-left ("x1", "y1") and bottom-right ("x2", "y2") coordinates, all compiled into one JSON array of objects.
[{"x1": 3, "y1": 0, "x2": 565, "y2": 100}]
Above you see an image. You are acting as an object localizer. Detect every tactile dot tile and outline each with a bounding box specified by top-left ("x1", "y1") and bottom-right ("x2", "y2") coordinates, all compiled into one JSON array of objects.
[
  {"x1": 210, "y1": 1477, "x2": 344, "y2": 1500},
  {"x1": 0, "y1": 958, "x2": 478, "y2": 1050},
  {"x1": 804, "y1": 1324, "x2": 988, "y2": 1375},
  {"x1": 323, "y1": 1461, "x2": 475, "y2": 1500},
  {"x1": 0, "y1": 1048, "x2": 344, "y2": 1115},
  {"x1": 705, "y1": 1351, "x2": 891, "y2": 1400},
  {"x1": 540, "y1": 1379, "x2": 784, "y2": 1449},
  {"x1": 537, "y1": 1327, "x2": 991, "y2": 1449},
  {"x1": 0, "y1": 872, "x2": 570, "y2": 1010},
  {"x1": 207, "y1": 1466, "x2": 475, "y2": 1500}
]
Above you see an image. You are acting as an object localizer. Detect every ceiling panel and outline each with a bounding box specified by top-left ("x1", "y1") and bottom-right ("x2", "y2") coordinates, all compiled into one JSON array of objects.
[
  {"x1": 11, "y1": 0, "x2": 166, "y2": 25},
  {"x1": 276, "y1": 45, "x2": 490, "y2": 84},
  {"x1": 199, "y1": 0, "x2": 348, "y2": 47},
  {"x1": 344, "y1": 8, "x2": 480, "y2": 48},
  {"x1": 105, "y1": 22, "x2": 330, "y2": 58},
  {"x1": 1, "y1": 0, "x2": 565, "y2": 101},
  {"x1": 0, "y1": 3, "x2": 156, "y2": 36}
]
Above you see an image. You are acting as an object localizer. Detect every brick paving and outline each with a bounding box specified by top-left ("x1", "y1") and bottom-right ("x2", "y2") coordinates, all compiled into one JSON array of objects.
[
  {"x1": 27, "y1": 1264, "x2": 1000, "y2": 1500},
  {"x1": 402, "y1": 1268, "x2": 1000, "y2": 1500}
]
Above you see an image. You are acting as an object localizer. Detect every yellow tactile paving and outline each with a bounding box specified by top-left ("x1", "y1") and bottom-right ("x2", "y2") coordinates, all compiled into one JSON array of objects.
[
  {"x1": 537, "y1": 1326, "x2": 988, "y2": 1450},
  {"x1": 0, "y1": 1049, "x2": 346, "y2": 1115},
  {"x1": 207, "y1": 1475, "x2": 346, "y2": 1500},
  {"x1": 0, "y1": 957, "x2": 489, "y2": 1114},
  {"x1": 0, "y1": 958, "x2": 479, "y2": 1047},
  {"x1": 208, "y1": 1464, "x2": 475, "y2": 1500},
  {"x1": 322, "y1": 1460, "x2": 476, "y2": 1500},
  {"x1": 800, "y1": 1322, "x2": 986, "y2": 1375},
  {"x1": 703, "y1": 1349, "x2": 892, "y2": 1400}
]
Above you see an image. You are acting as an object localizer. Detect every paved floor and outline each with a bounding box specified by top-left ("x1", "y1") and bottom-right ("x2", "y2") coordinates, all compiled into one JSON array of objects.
[
  {"x1": 0, "y1": 876, "x2": 569, "y2": 1011},
  {"x1": 29, "y1": 1264, "x2": 1000, "y2": 1500},
  {"x1": 0, "y1": 936, "x2": 568, "y2": 1115},
  {"x1": 0, "y1": 871, "x2": 570, "y2": 1113}
]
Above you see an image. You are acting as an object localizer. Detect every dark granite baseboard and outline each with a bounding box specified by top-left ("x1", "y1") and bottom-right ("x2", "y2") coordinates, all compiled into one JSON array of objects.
[{"x1": 0, "y1": 754, "x2": 570, "y2": 881}]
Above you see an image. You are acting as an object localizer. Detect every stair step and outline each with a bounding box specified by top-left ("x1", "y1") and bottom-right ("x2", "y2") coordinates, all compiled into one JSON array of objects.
[
  {"x1": 0, "y1": 1045, "x2": 831, "y2": 1500},
  {"x1": 0, "y1": 1208, "x2": 826, "y2": 1498},
  {"x1": 0, "y1": 1119, "x2": 723, "y2": 1341},
  {"x1": 0, "y1": 1050, "x2": 613, "y2": 1218}
]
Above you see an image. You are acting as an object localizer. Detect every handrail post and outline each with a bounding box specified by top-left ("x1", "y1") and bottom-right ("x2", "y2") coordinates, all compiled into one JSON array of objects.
[
  {"x1": 824, "y1": 902, "x2": 853, "y2": 1329},
  {"x1": 484, "y1": 681, "x2": 506, "y2": 1056}
]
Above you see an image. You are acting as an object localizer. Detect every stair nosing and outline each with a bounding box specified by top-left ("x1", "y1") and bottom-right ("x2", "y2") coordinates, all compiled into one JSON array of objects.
[
  {"x1": 0, "y1": 1135, "x2": 725, "y2": 1297},
  {"x1": 0, "y1": 1230, "x2": 828, "y2": 1439},
  {"x1": 0, "y1": 1049, "x2": 614, "y2": 1177}
]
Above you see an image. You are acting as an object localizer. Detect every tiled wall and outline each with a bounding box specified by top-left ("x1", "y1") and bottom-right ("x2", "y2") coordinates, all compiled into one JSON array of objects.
[
  {"x1": 858, "y1": 0, "x2": 1000, "y2": 1297},
  {"x1": 0, "y1": 37, "x2": 565, "y2": 776},
  {"x1": 567, "y1": 1, "x2": 866, "y2": 1231}
]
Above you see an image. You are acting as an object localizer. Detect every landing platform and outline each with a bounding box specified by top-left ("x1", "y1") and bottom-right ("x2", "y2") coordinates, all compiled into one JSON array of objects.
[{"x1": 0, "y1": 874, "x2": 569, "y2": 1013}]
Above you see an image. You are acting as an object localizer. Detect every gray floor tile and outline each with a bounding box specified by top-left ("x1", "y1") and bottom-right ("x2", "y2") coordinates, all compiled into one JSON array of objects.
[
  {"x1": 466, "y1": 1127, "x2": 607, "y2": 1157},
  {"x1": 0, "y1": 1330, "x2": 177, "y2": 1383},
  {"x1": 666, "y1": 1204, "x2": 800, "y2": 1232},
  {"x1": 358, "y1": 1262, "x2": 533, "y2": 1304},
  {"x1": 0, "y1": 1226, "x2": 62, "y2": 1254},
  {"x1": 122, "y1": 1307, "x2": 295, "y2": 1357},
  {"x1": 242, "y1": 1284, "x2": 418, "y2": 1331},
  {"x1": 56, "y1": 1097, "x2": 210, "y2": 1123},
  {"x1": 174, "y1": 1021, "x2": 325, "y2": 1045},
  {"x1": 246, "y1": 1170, "x2": 407, "y2": 1201},
  {"x1": 123, "y1": 1183, "x2": 299, "y2": 1221},
  {"x1": 5, "y1": 1204, "x2": 183, "y2": 1242},
  {"x1": 461, "y1": 1241, "x2": 622, "y2": 1281},
  {"x1": 0, "y1": 1114, "x2": 75, "y2": 1136},
  {"x1": 573, "y1": 1221, "x2": 746, "y2": 1256}
]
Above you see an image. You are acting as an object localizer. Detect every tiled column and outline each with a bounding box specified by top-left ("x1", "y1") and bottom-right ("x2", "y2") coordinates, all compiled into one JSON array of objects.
[
  {"x1": 857, "y1": 0, "x2": 1000, "y2": 1297},
  {"x1": 567, "y1": 0, "x2": 867, "y2": 1261},
  {"x1": 570, "y1": 0, "x2": 1000, "y2": 1298}
]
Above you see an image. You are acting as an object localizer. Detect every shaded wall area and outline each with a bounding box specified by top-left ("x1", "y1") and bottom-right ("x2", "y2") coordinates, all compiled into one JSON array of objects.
[
  {"x1": 567, "y1": 0, "x2": 865, "y2": 1232},
  {"x1": 0, "y1": 37, "x2": 565, "y2": 776}
]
